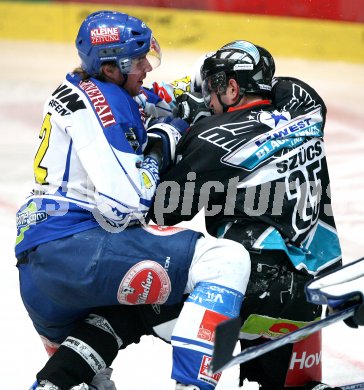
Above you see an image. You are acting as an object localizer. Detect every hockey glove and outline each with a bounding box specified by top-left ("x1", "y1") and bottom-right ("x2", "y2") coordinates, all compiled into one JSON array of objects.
[
  {"x1": 145, "y1": 119, "x2": 189, "y2": 173},
  {"x1": 134, "y1": 87, "x2": 173, "y2": 128},
  {"x1": 146, "y1": 115, "x2": 190, "y2": 134},
  {"x1": 175, "y1": 92, "x2": 212, "y2": 125},
  {"x1": 152, "y1": 76, "x2": 191, "y2": 108}
]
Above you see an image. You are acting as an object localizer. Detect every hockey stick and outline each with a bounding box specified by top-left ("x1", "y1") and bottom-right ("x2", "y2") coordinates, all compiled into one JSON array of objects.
[
  {"x1": 341, "y1": 384, "x2": 364, "y2": 389},
  {"x1": 209, "y1": 303, "x2": 359, "y2": 374}
]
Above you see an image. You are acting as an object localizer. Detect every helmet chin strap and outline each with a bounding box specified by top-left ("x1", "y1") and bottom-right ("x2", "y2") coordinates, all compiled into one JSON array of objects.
[{"x1": 217, "y1": 92, "x2": 244, "y2": 112}]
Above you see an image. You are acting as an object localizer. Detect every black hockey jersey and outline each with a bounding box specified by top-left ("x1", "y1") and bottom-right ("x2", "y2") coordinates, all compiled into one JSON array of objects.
[{"x1": 153, "y1": 77, "x2": 342, "y2": 275}]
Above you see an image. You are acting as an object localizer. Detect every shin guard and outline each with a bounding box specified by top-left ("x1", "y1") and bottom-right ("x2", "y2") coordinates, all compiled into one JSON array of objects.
[{"x1": 171, "y1": 282, "x2": 244, "y2": 389}]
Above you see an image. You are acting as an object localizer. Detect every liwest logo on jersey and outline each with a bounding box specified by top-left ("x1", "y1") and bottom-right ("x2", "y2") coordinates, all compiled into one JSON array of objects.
[
  {"x1": 79, "y1": 80, "x2": 116, "y2": 127},
  {"x1": 223, "y1": 108, "x2": 323, "y2": 170},
  {"x1": 90, "y1": 27, "x2": 120, "y2": 45}
]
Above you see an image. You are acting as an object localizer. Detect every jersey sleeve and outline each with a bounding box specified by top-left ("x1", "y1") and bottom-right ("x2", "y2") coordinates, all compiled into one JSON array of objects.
[
  {"x1": 272, "y1": 76, "x2": 327, "y2": 130},
  {"x1": 150, "y1": 129, "x2": 207, "y2": 226},
  {"x1": 134, "y1": 87, "x2": 173, "y2": 126}
]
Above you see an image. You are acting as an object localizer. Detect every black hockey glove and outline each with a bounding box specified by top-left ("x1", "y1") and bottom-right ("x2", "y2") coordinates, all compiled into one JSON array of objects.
[
  {"x1": 175, "y1": 92, "x2": 212, "y2": 125},
  {"x1": 344, "y1": 299, "x2": 364, "y2": 328}
]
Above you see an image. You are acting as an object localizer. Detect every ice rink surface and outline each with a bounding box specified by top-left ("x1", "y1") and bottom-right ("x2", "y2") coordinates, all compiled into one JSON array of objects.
[{"x1": 0, "y1": 41, "x2": 363, "y2": 388}]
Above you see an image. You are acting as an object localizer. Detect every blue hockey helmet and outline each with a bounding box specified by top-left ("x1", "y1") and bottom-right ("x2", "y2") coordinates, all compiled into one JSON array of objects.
[{"x1": 76, "y1": 10, "x2": 161, "y2": 76}]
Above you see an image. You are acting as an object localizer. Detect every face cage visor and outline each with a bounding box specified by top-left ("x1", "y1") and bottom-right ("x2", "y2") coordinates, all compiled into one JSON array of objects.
[
  {"x1": 118, "y1": 36, "x2": 162, "y2": 75},
  {"x1": 202, "y1": 71, "x2": 229, "y2": 107}
]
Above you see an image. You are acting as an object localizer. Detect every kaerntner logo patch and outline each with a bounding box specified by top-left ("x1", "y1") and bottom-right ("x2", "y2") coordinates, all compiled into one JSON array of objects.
[
  {"x1": 90, "y1": 27, "x2": 120, "y2": 45},
  {"x1": 117, "y1": 260, "x2": 171, "y2": 305}
]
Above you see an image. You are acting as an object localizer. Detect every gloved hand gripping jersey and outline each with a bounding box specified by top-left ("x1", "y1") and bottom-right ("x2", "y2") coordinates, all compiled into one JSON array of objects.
[
  {"x1": 175, "y1": 92, "x2": 212, "y2": 125},
  {"x1": 145, "y1": 117, "x2": 190, "y2": 173}
]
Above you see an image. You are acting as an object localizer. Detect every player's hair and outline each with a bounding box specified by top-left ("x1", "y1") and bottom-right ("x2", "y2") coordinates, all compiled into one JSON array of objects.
[{"x1": 72, "y1": 61, "x2": 118, "y2": 82}]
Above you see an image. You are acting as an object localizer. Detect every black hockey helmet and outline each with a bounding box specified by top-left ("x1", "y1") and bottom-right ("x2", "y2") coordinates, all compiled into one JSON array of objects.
[{"x1": 201, "y1": 40, "x2": 275, "y2": 106}]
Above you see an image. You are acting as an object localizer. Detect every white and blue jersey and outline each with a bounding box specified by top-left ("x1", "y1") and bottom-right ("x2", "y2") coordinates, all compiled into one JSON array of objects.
[
  {"x1": 15, "y1": 71, "x2": 249, "y2": 390},
  {"x1": 15, "y1": 72, "x2": 160, "y2": 257}
]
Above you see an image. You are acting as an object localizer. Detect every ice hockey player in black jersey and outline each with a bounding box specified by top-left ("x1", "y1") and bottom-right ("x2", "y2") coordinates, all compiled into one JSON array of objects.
[{"x1": 152, "y1": 40, "x2": 343, "y2": 389}]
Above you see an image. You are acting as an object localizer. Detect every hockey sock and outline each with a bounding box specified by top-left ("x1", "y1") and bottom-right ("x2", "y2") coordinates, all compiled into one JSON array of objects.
[
  {"x1": 37, "y1": 316, "x2": 118, "y2": 389},
  {"x1": 171, "y1": 282, "x2": 244, "y2": 390}
]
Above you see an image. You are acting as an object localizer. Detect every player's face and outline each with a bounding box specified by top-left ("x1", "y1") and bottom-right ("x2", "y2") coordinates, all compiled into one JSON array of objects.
[
  {"x1": 124, "y1": 55, "x2": 153, "y2": 97},
  {"x1": 202, "y1": 73, "x2": 230, "y2": 114},
  {"x1": 208, "y1": 91, "x2": 224, "y2": 114},
  {"x1": 102, "y1": 64, "x2": 124, "y2": 85},
  {"x1": 204, "y1": 77, "x2": 239, "y2": 114}
]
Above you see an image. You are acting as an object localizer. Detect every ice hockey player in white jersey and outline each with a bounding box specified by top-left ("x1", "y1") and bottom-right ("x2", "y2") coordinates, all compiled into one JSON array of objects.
[{"x1": 17, "y1": 11, "x2": 251, "y2": 390}]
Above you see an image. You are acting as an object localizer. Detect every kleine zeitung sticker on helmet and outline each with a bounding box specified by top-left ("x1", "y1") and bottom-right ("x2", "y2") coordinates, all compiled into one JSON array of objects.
[{"x1": 90, "y1": 27, "x2": 120, "y2": 45}]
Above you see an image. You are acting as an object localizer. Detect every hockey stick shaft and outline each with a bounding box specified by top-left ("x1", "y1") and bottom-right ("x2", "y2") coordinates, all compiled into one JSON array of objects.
[
  {"x1": 210, "y1": 304, "x2": 358, "y2": 373},
  {"x1": 342, "y1": 383, "x2": 364, "y2": 389}
]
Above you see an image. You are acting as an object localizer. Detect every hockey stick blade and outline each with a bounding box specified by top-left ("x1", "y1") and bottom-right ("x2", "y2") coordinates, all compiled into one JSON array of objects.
[
  {"x1": 210, "y1": 304, "x2": 359, "y2": 374},
  {"x1": 208, "y1": 317, "x2": 241, "y2": 375}
]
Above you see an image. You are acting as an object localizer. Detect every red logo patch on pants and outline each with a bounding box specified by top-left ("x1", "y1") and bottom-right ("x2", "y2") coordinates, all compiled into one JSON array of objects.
[
  {"x1": 285, "y1": 330, "x2": 322, "y2": 386},
  {"x1": 143, "y1": 225, "x2": 186, "y2": 236},
  {"x1": 199, "y1": 355, "x2": 222, "y2": 385},
  {"x1": 117, "y1": 260, "x2": 171, "y2": 304},
  {"x1": 197, "y1": 310, "x2": 228, "y2": 342}
]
